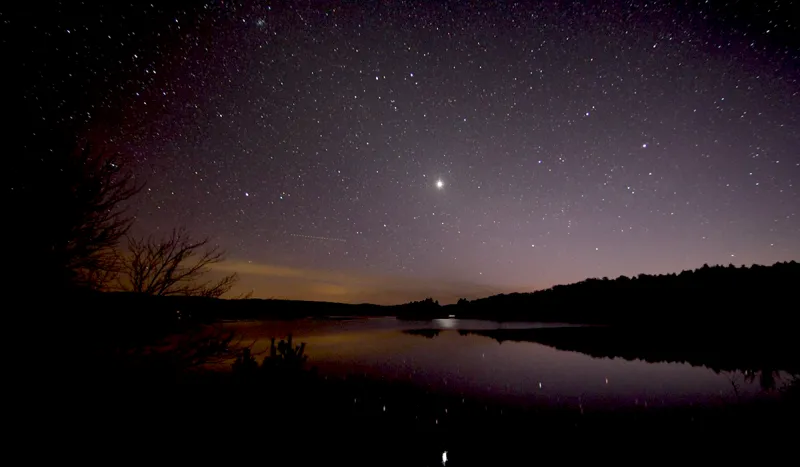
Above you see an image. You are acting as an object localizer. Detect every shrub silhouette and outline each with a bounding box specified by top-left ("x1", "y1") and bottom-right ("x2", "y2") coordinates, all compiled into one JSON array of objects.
[{"x1": 233, "y1": 335, "x2": 308, "y2": 379}]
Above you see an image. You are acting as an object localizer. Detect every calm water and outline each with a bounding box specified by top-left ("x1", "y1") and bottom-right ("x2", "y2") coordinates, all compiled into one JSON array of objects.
[{"x1": 228, "y1": 317, "x2": 781, "y2": 409}]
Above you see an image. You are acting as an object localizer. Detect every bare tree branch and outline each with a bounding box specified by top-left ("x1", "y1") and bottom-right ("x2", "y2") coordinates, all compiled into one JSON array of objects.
[{"x1": 119, "y1": 228, "x2": 238, "y2": 298}]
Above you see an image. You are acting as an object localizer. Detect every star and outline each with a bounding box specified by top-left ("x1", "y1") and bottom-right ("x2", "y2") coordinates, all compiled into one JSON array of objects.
[{"x1": 25, "y1": 1, "x2": 797, "y2": 306}]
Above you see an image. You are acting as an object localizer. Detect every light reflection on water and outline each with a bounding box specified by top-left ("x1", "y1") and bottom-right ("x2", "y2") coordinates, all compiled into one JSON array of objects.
[{"x1": 227, "y1": 317, "x2": 782, "y2": 409}]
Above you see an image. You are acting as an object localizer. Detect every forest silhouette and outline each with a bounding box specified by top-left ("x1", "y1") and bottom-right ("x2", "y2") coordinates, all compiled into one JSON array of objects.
[{"x1": 446, "y1": 261, "x2": 800, "y2": 328}]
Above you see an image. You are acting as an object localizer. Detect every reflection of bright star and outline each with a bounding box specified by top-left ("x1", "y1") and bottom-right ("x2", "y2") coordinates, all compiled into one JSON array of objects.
[{"x1": 436, "y1": 179, "x2": 444, "y2": 189}]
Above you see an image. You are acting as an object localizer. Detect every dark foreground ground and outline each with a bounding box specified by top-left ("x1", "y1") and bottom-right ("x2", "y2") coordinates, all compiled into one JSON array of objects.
[
  {"x1": 23, "y1": 300, "x2": 799, "y2": 465},
  {"x1": 29, "y1": 364, "x2": 798, "y2": 466}
]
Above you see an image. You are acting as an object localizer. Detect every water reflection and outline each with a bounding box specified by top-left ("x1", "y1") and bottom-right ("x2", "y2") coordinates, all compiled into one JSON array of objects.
[
  {"x1": 446, "y1": 327, "x2": 797, "y2": 389},
  {"x1": 434, "y1": 318, "x2": 456, "y2": 329},
  {"x1": 743, "y1": 369, "x2": 781, "y2": 392},
  {"x1": 229, "y1": 317, "x2": 795, "y2": 408},
  {"x1": 405, "y1": 329, "x2": 441, "y2": 338}
]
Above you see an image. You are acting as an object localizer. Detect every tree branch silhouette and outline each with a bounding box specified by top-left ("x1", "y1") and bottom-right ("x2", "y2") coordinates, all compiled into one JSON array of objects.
[
  {"x1": 68, "y1": 146, "x2": 143, "y2": 289},
  {"x1": 120, "y1": 228, "x2": 237, "y2": 297}
]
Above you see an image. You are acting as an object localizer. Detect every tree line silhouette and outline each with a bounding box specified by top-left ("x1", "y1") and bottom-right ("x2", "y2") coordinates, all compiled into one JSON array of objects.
[
  {"x1": 448, "y1": 261, "x2": 800, "y2": 328},
  {"x1": 73, "y1": 260, "x2": 800, "y2": 331}
]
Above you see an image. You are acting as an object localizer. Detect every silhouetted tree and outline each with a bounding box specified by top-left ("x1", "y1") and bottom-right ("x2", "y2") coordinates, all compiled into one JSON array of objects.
[
  {"x1": 9, "y1": 142, "x2": 141, "y2": 293},
  {"x1": 119, "y1": 228, "x2": 238, "y2": 297}
]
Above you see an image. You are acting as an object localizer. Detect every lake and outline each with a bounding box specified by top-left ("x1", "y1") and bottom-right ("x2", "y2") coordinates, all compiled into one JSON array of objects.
[{"x1": 228, "y1": 317, "x2": 787, "y2": 409}]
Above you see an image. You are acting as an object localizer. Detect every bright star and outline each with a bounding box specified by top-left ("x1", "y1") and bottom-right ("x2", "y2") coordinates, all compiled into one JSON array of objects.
[{"x1": 436, "y1": 179, "x2": 444, "y2": 189}]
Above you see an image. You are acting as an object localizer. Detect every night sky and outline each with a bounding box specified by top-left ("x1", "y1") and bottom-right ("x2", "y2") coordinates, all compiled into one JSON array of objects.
[{"x1": 14, "y1": 1, "x2": 799, "y2": 304}]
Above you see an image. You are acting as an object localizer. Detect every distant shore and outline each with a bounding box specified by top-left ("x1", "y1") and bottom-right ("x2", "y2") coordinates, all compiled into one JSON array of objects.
[{"x1": 76, "y1": 261, "x2": 799, "y2": 329}]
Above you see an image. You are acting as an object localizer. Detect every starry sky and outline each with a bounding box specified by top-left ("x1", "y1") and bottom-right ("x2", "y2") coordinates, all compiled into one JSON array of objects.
[{"x1": 14, "y1": 1, "x2": 800, "y2": 304}]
